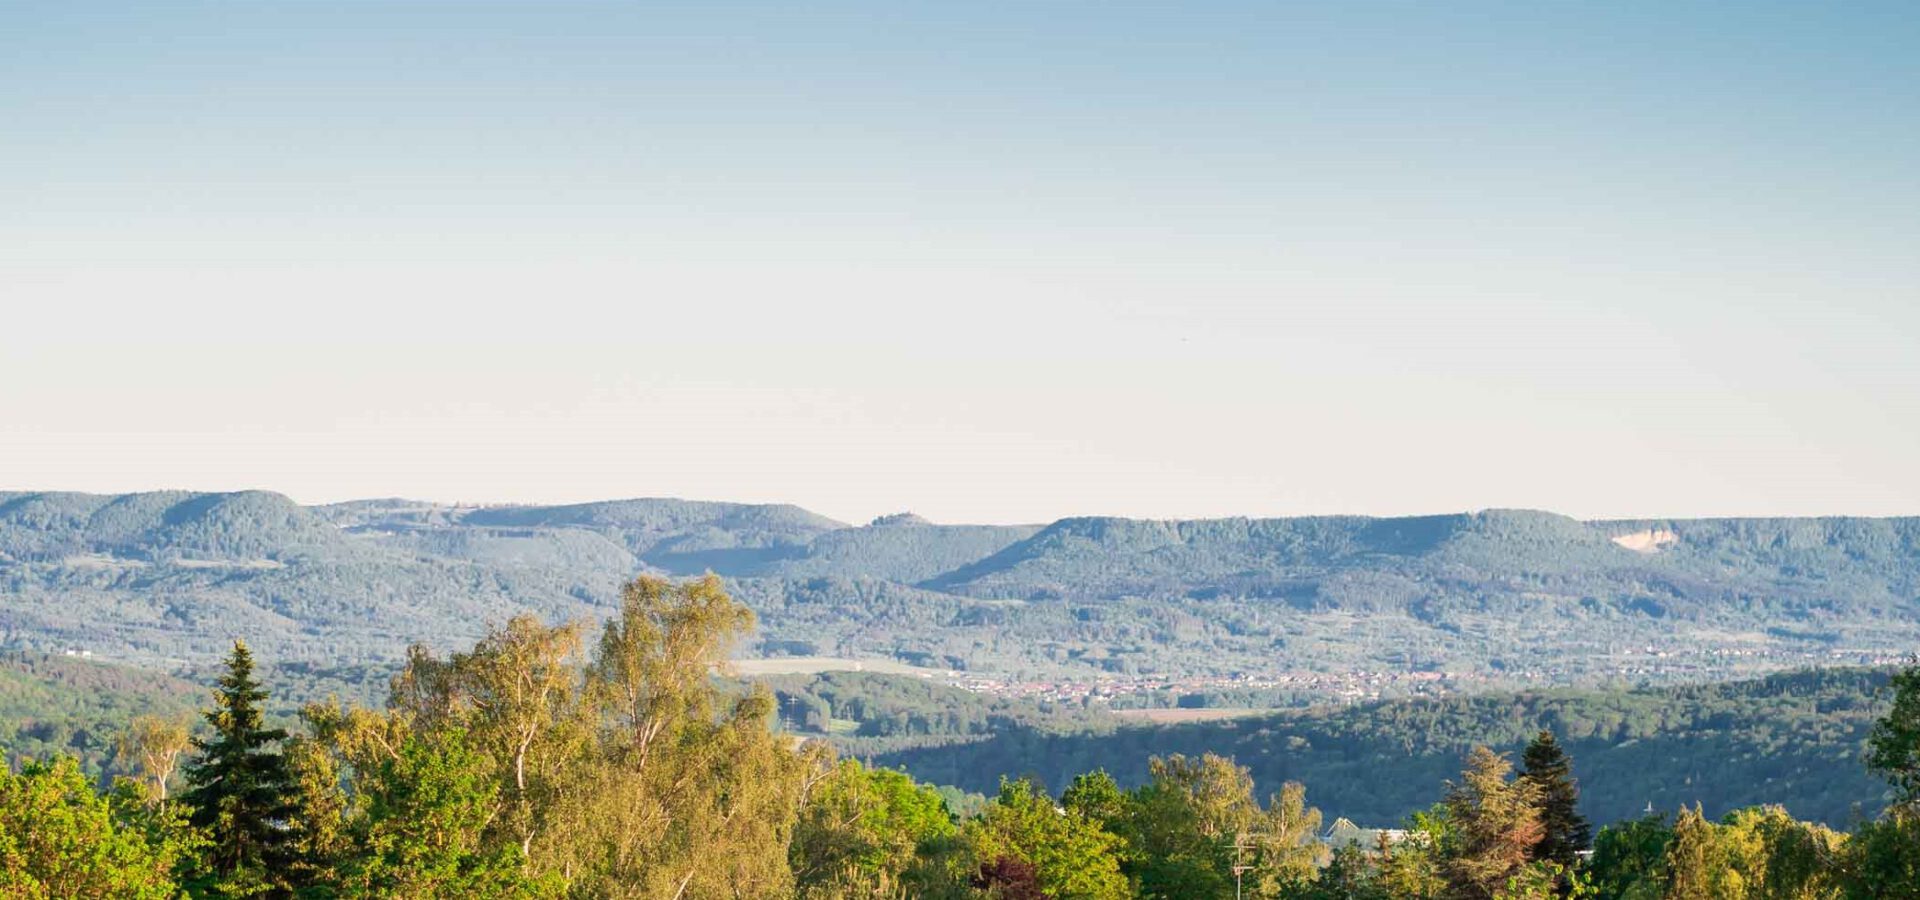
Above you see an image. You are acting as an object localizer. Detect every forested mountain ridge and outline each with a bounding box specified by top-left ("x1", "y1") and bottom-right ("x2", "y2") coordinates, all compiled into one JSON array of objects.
[{"x1": 3, "y1": 491, "x2": 1917, "y2": 687}]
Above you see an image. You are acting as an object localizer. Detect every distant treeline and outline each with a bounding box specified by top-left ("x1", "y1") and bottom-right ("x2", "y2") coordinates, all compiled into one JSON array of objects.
[{"x1": 867, "y1": 667, "x2": 1893, "y2": 827}]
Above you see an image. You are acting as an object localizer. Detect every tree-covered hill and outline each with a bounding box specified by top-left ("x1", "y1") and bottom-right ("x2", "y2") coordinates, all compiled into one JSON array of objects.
[
  {"x1": 3, "y1": 491, "x2": 1918, "y2": 688},
  {"x1": 0, "y1": 651, "x2": 198, "y2": 774},
  {"x1": 873, "y1": 667, "x2": 1896, "y2": 828},
  {"x1": 753, "y1": 669, "x2": 1117, "y2": 756},
  {"x1": 927, "y1": 509, "x2": 1920, "y2": 619}
]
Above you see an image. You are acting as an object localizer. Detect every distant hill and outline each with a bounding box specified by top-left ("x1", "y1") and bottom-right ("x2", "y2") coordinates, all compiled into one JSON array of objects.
[
  {"x1": 0, "y1": 651, "x2": 199, "y2": 775},
  {"x1": 867, "y1": 667, "x2": 1898, "y2": 829},
  {"x1": 1, "y1": 491, "x2": 1916, "y2": 691}
]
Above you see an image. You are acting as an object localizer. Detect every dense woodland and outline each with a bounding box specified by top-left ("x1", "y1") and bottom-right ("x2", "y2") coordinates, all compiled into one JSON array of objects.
[
  {"x1": 863, "y1": 669, "x2": 1891, "y2": 826},
  {"x1": 4, "y1": 576, "x2": 1920, "y2": 899}
]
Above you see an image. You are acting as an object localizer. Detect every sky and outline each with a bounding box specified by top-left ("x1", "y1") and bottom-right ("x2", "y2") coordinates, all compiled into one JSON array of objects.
[{"x1": 3, "y1": 2, "x2": 1918, "y2": 525}]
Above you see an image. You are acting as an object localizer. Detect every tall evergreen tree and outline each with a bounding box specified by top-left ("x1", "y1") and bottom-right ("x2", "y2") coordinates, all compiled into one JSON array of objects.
[
  {"x1": 180, "y1": 639, "x2": 298, "y2": 893},
  {"x1": 1518, "y1": 730, "x2": 1591, "y2": 867}
]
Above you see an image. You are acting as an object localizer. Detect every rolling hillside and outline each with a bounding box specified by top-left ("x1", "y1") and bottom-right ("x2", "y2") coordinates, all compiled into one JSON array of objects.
[
  {"x1": 866, "y1": 667, "x2": 1896, "y2": 828},
  {"x1": 1, "y1": 491, "x2": 1916, "y2": 690}
]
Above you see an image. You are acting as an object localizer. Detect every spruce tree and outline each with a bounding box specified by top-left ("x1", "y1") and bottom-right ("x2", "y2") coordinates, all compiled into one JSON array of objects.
[
  {"x1": 181, "y1": 639, "x2": 298, "y2": 891},
  {"x1": 1519, "y1": 730, "x2": 1592, "y2": 867}
]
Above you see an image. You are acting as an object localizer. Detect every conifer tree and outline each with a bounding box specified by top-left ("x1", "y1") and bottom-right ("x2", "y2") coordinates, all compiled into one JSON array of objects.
[
  {"x1": 1441, "y1": 746, "x2": 1543, "y2": 900},
  {"x1": 1518, "y1": 730, "x2": 1591, "y2": 867},
  {"x1": 1660, "y1": 805, "x2": 1723, "y2": 900},
  {"x1": 181, "y1": 639, "x2": 298, "y2": 892}
]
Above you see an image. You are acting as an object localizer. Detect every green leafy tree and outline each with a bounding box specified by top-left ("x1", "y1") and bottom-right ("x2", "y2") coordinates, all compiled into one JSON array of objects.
[
  {"x1": 0, "y1": 756, "x2": 188, "y2": 899},
  {"x1": 1869, "y1": 661, "x2": 1920, "y2": 810},
  {"x1": 379, "y1": 575, "x2": 813, "y2": 898},
  {"x1": 1060, "y1": 770, "x2": 1128, "y2": 828},
  {"x1": 1246, "y1": 781, "x2": 1329, "y2": 898},
  {"x1": 338, "y1": 728, "x2": 554, "y2": 899},
  {"x1": 1120, "y1": 753, "x2": 1262, "y2": 899},
  {"x1": 1519, "y1": 731, "x2": 1590, "y2": 868},
  {"x1": 1308, "y1": 842, "x2": 1393, "y2": 900},
  {"x1": 1374, "y1": 806, "x2": 1452, "y2": 900},
  {"x1": 181, "y1": 639, "x2": 299, "y2": 895},
  {"x1": 390, "y1": 614, "x2": 587, "y2": 873},
  {"x1": 792, "y1": 757, "x2": 957, "y2": 898},
  {"x1": 114, "y1": 715, "x2": 192, "y2": 805},
  {"x1": 1843, "y1": 810, "x2": 1920, "y2": 900},
  {"x1": 1586, "y1": 813, "x2": 1671, "y2": 899},
  {"x1": 965, "y1": 777, "x2": 1130, "y2": 900},
  {"x1": 1121, "y1": 752, "x2": 1326, "y2": 899},
  {"x1": 1125, "y1": 774, "x2": 1232, "y2": 899},
  {"x1": 1662, "y1": 805, "x2": 1736, "y2": 900},
  {"x1": 1719, "y1": 805, "x2": 1844, "y2": 900},
  {"x1": 1840, "y1": 659, "x2": 1920, "y2": 899},
  {"x1": 1496, "y1": 861, "x2": 1593, "y2": 900},
  {"x1": 281, "y1": 736, "x2": 349, "y2": 894},
  {"x1": 575, "y1": 575, "x2": 810, "y2": 898}
]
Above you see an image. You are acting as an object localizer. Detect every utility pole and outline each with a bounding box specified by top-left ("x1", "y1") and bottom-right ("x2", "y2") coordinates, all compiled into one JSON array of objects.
[{"x1": 1232, "y1": 831, "x2": 1266, "y2": 900}]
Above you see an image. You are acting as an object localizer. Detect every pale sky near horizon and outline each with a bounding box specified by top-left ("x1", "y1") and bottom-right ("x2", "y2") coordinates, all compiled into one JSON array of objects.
[{"x1": 4, "y1": 2, "x2": 1918, "y2": 525}]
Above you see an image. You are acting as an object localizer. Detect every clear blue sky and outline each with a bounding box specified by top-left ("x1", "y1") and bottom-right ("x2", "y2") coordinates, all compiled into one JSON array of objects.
[{"x1": 3, "y1": 2, "x2": 1917, "y2": 524}]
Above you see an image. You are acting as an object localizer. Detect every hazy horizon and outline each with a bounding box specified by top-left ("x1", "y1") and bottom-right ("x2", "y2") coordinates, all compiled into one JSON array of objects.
[
  {"x1": 6, "y1": 3, "x2": 1917, "y2": 525},
  {"x1": 7, "y1": 482, "x2": 1920, "y2": 530}
]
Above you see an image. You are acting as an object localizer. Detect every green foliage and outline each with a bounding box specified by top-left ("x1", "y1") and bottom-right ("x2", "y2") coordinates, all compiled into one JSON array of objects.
[
  {"x1": 791, "y1": 759, "x2": 958, "y2": 897},
  {"x1": 964, "y1": 778, "x2": 1131, "y2": 900},
  {"x1": 1841, "y1": 809, "x2": 1920, "y2": 900},
  {"x1": 1867, "y1": 661, "x2": 1920, "y2": 809},
  {"x1": 1586, "y1": 814, "x2": 1672, "y2": 899},
  {"x1": 1520, "y1": 730, "x2": 1592, "y2": 867},
  {"x1": 355, "y1": 574, "x2": 815, "y2": 897},
  {"x1": 1652, "y1": 804, "x2": 1848, "y2": 900},
  {"x1": 1120, "y1": 765, "x2": 1236, "y2": 899},
  {"x1": 180, "y1": 639, "x2": 299, "y2": 893},
  {"x1": 882, "y1": 667, "x2": 1895, "y2": 827},
  {"x1": 1060, "y1": 754, "x2": 1330, "y2": 900},
  {"x1": 0, "y1": 756, "x2": 190, "y2": 899},
  {"x1": 1061, "y1": 770, "x2": 1129, "y2": 826},
  {"x1": 1443, "y1": 747, "x2": 1544, "y2": 900},
  {"x1": 0, "y1": 652, "x2": 197, "y2": 779},
  {"x1": 336, "y1": 728, "x2": 552, "y2": 898},
  {"x1": 755, "y1": 669, "x2": 1116, "y2": 756}
]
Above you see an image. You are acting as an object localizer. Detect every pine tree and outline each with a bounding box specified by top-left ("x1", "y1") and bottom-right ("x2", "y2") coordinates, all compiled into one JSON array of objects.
[
  {"x1": 1519, "y1": 730, "x2": 1591, "y2": 867},
  {"x1": 180, "y1": 639, "x2": 298, "y2": 893}
]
